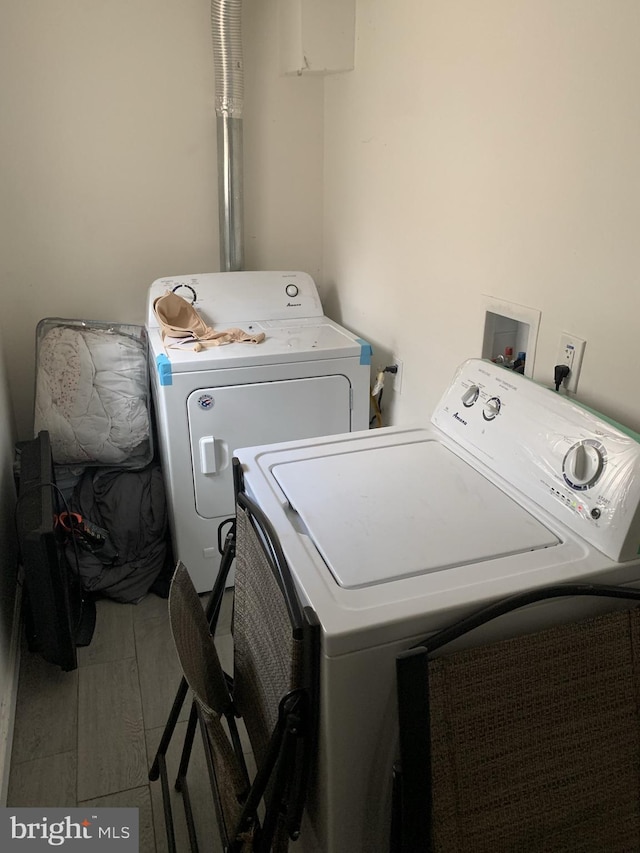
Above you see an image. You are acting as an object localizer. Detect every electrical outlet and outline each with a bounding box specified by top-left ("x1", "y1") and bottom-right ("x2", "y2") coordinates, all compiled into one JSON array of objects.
[
  {"x1": 557, "y1": 332, "x2": 586, "y2": 392},
  {"x1": 392, "y1": 356, "x2": 403, "y2": 394}
]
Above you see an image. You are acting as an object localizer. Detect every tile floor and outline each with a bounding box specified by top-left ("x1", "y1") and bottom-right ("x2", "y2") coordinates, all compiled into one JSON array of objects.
[{"x1": 7, "y1": 589, "x2": 238, "y2": 852}]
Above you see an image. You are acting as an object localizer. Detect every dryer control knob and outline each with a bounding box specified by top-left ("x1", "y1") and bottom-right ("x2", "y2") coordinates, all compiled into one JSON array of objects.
[{"x1": 285, "y1": 284, "x2": 299, "y2": 298}]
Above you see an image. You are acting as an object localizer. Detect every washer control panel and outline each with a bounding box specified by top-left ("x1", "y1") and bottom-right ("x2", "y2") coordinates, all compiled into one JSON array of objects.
[{"x1": 432, "y1": 358, "x2": 640, "y2": 562}]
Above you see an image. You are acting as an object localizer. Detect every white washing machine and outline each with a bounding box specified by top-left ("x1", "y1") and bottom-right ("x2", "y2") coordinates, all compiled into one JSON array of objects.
[
  {"x1": 146, "y1": 270, "x2": 372, "y2": 593},
  {"x1": 233, "y1": 358, "x2": 640, "y2": 853}
]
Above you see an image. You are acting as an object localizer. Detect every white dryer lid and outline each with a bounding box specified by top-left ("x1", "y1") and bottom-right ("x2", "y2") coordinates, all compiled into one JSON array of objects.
[{"x1": 271, "y1": 440, "x2": 560, "y2": 589}]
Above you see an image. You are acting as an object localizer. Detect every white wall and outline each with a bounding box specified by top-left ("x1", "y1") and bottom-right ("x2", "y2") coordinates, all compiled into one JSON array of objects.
[
  {"x1": 322, "y1": 0, "x2": 640, "y2": 431},
  {"x1": 2, "y1": 2, "x2": 639, "y2": 439},
  {"x1": 0, "y1": 0, "x2": 639, "y2": 789},
  {"x1": 0, "y1": 0, "x2": 324, "y2": 438},
  {"x1": 0, "y1": 2, "x2": 323, "y2": 786}
]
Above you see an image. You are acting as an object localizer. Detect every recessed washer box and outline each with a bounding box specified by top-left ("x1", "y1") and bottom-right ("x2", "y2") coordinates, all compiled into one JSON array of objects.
[{"x1": 481, "y1": 295, "x2": 541, "y2": 377}]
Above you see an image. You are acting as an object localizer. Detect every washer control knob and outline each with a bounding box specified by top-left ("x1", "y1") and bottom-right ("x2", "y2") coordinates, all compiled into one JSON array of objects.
[
  {"x1": 285, "y1": 284, "x2": 299, "y2": 298},
  {"x1": 483, "y1": 397, "x2": 501, "y2": 421},
  {"x1": 562, "y1": 440, "x2": 605, "y2": 490},
  {"x1": 461, "y1": 385, "x2": 480, "y2": 407}
]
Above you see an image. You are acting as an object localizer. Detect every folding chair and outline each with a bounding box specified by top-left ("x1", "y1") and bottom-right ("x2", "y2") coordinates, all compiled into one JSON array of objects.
[
  {"x1": 150, "y1": 461, "x2": 320, "y2": 853},
  {"x1": 167, "y1": 561, "x2": 253, "y2": 850},
  {"x1": 231, "y1": 471, "x2": 320, "y2": 852},
  {"x1": 148, "y1": 518, "x2": 236, "y2": 853},
  {"x1": 392, "y1": 584, "x2": 640, "y2": 853}
]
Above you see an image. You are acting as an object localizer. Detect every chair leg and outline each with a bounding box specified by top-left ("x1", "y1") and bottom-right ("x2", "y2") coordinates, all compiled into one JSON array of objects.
[
  {"x1": 149, "y1": 529, "x2": 236, "y2": 782},
  {"x1": 232, "y1": 701, "x2": 298, "y2": 846},
  {"x1": 257, "y1": 717, "x2": 299, "y2": 853},
  {"x1": 177, "y1": 773, "x2": 200, "y2": 853},
  {"x1": 158, "y1": 753, "x2": 178, "y2": 853},
  {"x1": 226, "y1": 713, "x2": 251, "y2": 788},
  {"x1": 149, "y1": 677, "x2": 190, "y2": 781},
  {"x1": 205, "y1": 524, "x2": 236, "y2": 634},
  {"x1": 175, "y1": 701, "x2": 200, "y2": 791}
]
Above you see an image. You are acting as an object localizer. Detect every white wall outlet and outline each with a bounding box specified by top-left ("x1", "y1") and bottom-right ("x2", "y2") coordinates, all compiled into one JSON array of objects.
[
  {"x1": 392, "y1": 356, "x2": 403, "y2": 394},
  {"x1": 557, "y1": 332, "x2": 586, "y2": 392}
]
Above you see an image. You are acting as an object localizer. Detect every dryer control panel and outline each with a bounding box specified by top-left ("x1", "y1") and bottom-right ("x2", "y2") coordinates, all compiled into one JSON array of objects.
[
  {"x1": 146, "y1": 270, "x2": 323, "y2": 327},
  {"x1": 431, "y1": 359, "x2": 640, "y2": 563}
]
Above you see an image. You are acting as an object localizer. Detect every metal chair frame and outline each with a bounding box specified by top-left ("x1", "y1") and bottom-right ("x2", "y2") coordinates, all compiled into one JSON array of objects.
[
  {"x1": 149, "y1": 459, "x2": 319, "y2": 853},
  {"x1": 392, "y1": 583, "x2": 640, "y2": 853},
  {"x1": 148, "y1": 518, "x2": 239, "y2": 853},
  {"x1": 232, "y1": 456, "x2": 320, "y2": 849}
]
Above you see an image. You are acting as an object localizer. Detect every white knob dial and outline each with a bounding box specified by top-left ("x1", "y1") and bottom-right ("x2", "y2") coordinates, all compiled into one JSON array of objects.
[
  {"x1": 483, "y1": 397, "x2": 501, "y2": 421},
  {"x1": 562, "y1": 440, "x2": 605, "y2": 490},
  {"x1": 461, "y1": 385, "x2": 480, "y2": 407},
  {"x1": 285, "y1": 284, "x2": 299, "y2": 298}
]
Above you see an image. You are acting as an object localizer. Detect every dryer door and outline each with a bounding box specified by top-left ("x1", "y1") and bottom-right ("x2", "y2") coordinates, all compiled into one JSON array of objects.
[{"x1": 187, "y1": 375, "x2": 352, "y2": 518}]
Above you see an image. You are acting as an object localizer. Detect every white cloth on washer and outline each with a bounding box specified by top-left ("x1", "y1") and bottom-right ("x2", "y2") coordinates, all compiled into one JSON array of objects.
[{"x1": 34, "y1": 326, "x2": 150, "y2": 465}]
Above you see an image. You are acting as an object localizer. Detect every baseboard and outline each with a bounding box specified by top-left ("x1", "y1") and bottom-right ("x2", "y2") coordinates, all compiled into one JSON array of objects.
[{"x1": 0, "y1": 578, "x2": 22, "y2": 805}]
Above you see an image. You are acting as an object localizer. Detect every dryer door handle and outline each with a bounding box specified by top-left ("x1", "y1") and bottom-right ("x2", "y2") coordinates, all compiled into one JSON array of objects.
[
  {"x1": 199, "y1": 436, "x2": 218, "y2": 474},
  {"x1": 198, "y1": 436, "x2": 230, "y2": 475}
]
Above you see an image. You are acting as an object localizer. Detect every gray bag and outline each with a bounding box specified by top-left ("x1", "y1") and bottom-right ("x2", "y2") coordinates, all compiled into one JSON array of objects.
[{"x1": 66, "y1": 463, "x2": 169, "y2": 603}]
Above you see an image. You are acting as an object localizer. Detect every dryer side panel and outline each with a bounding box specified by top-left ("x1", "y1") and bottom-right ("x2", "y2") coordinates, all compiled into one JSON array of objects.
[{"x1": 187, "y1": 375, "x2": 352, "y2": 518}]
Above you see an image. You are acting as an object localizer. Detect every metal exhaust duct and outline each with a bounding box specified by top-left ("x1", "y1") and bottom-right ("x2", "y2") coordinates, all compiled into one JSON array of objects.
[{"x1": 211, "y1": 0, "x2": 244, "y2": 271}]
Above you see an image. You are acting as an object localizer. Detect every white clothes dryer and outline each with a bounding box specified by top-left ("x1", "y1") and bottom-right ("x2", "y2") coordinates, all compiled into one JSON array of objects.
[
  {"x1": 233, "y1": 358, "x2": 640, "y2": 853},
  {"x1": 146, "y1": 271, "x2": 372, "y2": 593}
]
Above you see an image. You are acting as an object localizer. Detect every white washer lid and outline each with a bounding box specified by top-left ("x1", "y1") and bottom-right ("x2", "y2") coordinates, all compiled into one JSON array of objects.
[{"x1": 272, "y1": 440, "x2": 560, "y2": 589}]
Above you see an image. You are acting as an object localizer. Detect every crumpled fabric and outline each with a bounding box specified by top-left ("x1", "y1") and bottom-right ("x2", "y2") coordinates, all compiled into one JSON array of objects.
[
  {"x1": 153, "y1": 290, "x2": 266, "y2": 350},
  {"x1": 34, "y1": 326, "x2": 150, "y2": 465},
  {"x1": 66, "y1": 464, "x2": 169, "y2": 603}
]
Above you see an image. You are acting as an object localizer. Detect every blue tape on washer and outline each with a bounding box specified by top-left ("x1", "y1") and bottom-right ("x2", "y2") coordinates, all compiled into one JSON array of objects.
[
  {"x1": 356, "y1": 338, "x2": 373, "y2": 366},
  {"x1": 156, "y1": 354, "x2": 173, "y2": 386}
]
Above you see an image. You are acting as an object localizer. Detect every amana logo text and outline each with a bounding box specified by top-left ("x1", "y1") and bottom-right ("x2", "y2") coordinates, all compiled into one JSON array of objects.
[{"x1": 452, "y1": 411, "x2": 468, "y2": 426}]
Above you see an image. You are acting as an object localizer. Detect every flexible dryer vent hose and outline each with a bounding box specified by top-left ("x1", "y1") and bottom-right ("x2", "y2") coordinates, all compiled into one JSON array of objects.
[
  {"x1": 211, "y1": 0, "x2": 244, "y2": 271},
  {"x1": 211, "y1": 0, "x2": 244, "y2": 118}
]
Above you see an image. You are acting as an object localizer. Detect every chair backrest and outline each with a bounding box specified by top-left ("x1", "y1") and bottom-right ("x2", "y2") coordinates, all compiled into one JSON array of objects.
[
  {"x1": 394, "y1": 584, "x2": 640, "y2": 853},
  {"x1": 168, "y1": 562, "x2": 250, "y2": 843},
  {"x1": 233, "y1": 493, "x2": 320, "y2": 851},
  {"x1": 169, "y1": 563, "x2": 231, "y2": 716}
]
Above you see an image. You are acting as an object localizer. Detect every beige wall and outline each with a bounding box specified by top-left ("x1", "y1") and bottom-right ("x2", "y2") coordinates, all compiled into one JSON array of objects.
[
  {"x1": 1, "y1": 1, "x2": 640, "y2": 433},
  {"x1": 0, "y1": 1, "x2": 323, "y2": 790},
  {"x1": 322, "y1": 0, "x2": 640, "y2": 431},
  {"x1": 0, "y1": 0, "x2": 324, "y2": 438},
  {"x1": 0, "y1": 0, "x2": 639, "y2": 792}
]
